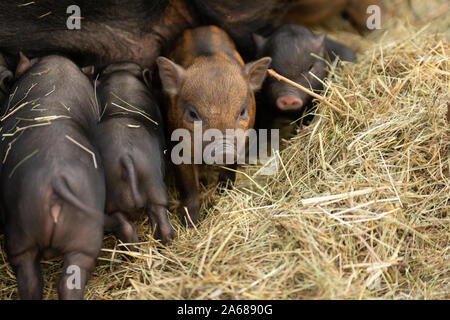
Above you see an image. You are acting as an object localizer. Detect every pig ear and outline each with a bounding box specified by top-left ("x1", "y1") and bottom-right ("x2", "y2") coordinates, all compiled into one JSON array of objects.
[
  {"x1": 142, "y1": 68, "x2": 152, "y2": 89},
  {"x1": 252, "y1": 33, "x2": 268, "y2": 54},
  {"x1": 156, "y1": 56, "x2": 185, "y2": 96},
  {"x1": 15, "y1": 52, "x2": 32, "y2": 79},
  {"x1": 315, "y1": 32, "x2": 327, "y2": 45},
  {"x1": 244, "y1": 57, "x2": 272, "y2": 91},
  {"x1": 314, "y1": 32, "x2": 327, "y2": 54}
]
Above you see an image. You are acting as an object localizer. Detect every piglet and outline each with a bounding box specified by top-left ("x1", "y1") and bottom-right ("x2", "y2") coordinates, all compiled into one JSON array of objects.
[
  {"x1": 0, "y1": 54, "x2": 113, "y2": 300},
  {"x1": 254, "y1": 24, "x2": 355, "y2": 117},
  {"x1": 94, "y1": 62, "x2": 174, "y2": 245},
  {"x1": 157, "y1": 25, "x2": 271, "y2": 226}
]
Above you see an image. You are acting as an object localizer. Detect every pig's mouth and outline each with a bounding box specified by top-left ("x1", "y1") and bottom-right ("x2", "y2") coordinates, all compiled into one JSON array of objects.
[{"x1": 203, "y1": 139, "x2": 241, "y2": 165}]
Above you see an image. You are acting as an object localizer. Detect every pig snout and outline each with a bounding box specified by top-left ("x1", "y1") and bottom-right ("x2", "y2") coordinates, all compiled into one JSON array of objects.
[
  {"x1": 276, "y1": 95, "x2": 303, "y2": 111},
  {"x1": 203, "y1": 138, "x2": 238, "y2": 165}
]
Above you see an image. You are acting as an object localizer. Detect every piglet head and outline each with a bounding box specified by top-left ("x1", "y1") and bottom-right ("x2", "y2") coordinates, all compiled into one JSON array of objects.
[
  {"x1": 157, "y1": 54, "x2": 271, "y2": 164},
  {"x1": 254, "y1": 24, "x2": 328, "y2": 113}
]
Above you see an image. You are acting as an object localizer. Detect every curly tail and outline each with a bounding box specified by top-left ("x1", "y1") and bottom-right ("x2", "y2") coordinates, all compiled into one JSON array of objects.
[{"x1": 52, "y1": 176, "x2": 103, "y2": 219}]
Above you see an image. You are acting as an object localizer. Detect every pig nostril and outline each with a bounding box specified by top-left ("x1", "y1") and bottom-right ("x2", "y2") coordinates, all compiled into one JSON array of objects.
[
  {"x1": 276, "y1": 96, "x2": 303, "y2": 111},
  {"x1": 293, "y1": 100, "x2": 302, "y2": 107}
]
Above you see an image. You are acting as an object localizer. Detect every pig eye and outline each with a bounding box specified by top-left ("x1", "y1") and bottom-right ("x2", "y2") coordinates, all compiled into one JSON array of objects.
[
  {"x1": 238, "y1": 97, "x2": 250, "y2": 119},
  {"x1": 189, "y1": 110, "x2": 199, "y2": 120},
  {"x1": 308, "y1": 63, "x2": 315, "y2": 72},
  {"x1": 183, "y1": 102, "x2": 201, "y2": 122},
  {"x1": 185, "y1": 107, "x2": 201, "y2": 122},
  {"x1": 240, "y1": 106, "x2": 246, "y2": 117}
]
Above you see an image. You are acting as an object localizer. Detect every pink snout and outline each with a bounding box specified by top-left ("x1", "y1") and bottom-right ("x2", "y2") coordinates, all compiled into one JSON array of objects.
[{"x1": 276, "y1": 96, "x2": 303, "y2": 111}]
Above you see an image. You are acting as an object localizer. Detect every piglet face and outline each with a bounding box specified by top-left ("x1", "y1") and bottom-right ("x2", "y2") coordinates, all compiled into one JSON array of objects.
[
  {"x1": 254, "y1": 25, "x2": 328, "y2": 113},
  {"x1": 157, "y1": 55, "x2": 271, "y2": 164}
]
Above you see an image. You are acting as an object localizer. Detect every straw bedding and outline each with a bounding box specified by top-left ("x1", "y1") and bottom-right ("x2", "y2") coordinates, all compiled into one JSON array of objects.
[{"x1": 0, "y1": 0, "x2": 448, "y2": 299}]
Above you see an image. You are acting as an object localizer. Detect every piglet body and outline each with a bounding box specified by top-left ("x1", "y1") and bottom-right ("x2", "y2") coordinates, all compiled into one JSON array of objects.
[
  {"x1": 157, "y1": 26, "x2": 272, "y2": 225},
  {"x1": 254, "y1": 24, "x2": 355, "y2": 128},
  {"x1": 0, "y1": 55, "x2": 105, "y2": 300},
  {"x1": 94, "y1": 62, "x2": 174, "y2": 244}
]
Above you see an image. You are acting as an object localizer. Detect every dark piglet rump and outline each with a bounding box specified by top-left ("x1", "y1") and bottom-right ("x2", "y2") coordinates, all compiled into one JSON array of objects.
[
  {"x1": 0, "y1": 54, "x2": 104, "y2": 300},
  {"x1": 94, "y1": 62, "x2": 174, "y2": 244},
  {"x1": 253, "y1": 24, "x2": 355, "y2": 122},
  {"x1": 157, "y1": 26, "x2": 271, "y2": 226}
]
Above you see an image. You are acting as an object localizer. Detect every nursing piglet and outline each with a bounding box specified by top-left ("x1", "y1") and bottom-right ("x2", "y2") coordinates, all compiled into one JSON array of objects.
[
  {"x1": 0, "y1": 54, "x2": 124, "y2": 299},
  {"x1": 94, "y1": 62, "x2": 174, "y2": 244}
]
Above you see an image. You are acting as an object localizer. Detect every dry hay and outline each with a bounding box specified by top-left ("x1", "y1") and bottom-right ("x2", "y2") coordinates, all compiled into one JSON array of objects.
[{"x1": 0, "y1": 0, "x2": 449, "y2": 299}]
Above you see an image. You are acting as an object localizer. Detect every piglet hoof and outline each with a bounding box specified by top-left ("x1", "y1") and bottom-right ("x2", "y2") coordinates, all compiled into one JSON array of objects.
[
  {"x1": 147, "y1": 205, "x2": 175, "y2": 245},
  {"x1": 104, "y1": 212, "x2": 139, "y2": 251},
  {"x1": 150, "y1": 225, "x2": 175, "y2": 246},
  {"x1": 148, "y1": 220, "x2": 175, "y2": 246}
]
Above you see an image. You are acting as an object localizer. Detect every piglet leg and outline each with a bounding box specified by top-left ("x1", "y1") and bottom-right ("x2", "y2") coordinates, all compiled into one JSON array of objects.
[
  {"x1": 10, "y1": 249, "x2": 43, "y2": 300},
  {"x1": 147, "y1": 204, "x2": 174, "y2": 245},
  {"x1": 218, "y1": 163, "x2": 237, "y2": 191},
  {"x1": 58, "y1": 251, "x2": 96, "y2": 300},
  {"x1": 174, "y1": 164, "x2": 200, "y2": 227},
  {"x1": 104, "y1": 212, "x2": 139, "y2": 247}
]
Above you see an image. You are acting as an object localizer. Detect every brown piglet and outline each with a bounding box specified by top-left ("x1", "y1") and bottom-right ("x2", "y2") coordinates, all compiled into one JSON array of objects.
[{"x1": 157, "y1": 25, "x2": 271, "y2": 226}]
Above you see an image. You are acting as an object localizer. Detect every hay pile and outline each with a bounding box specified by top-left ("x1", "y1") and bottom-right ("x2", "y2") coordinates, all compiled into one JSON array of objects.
[{"x1": 1, "y1": 0, "x2": 448, "y2": 299}]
